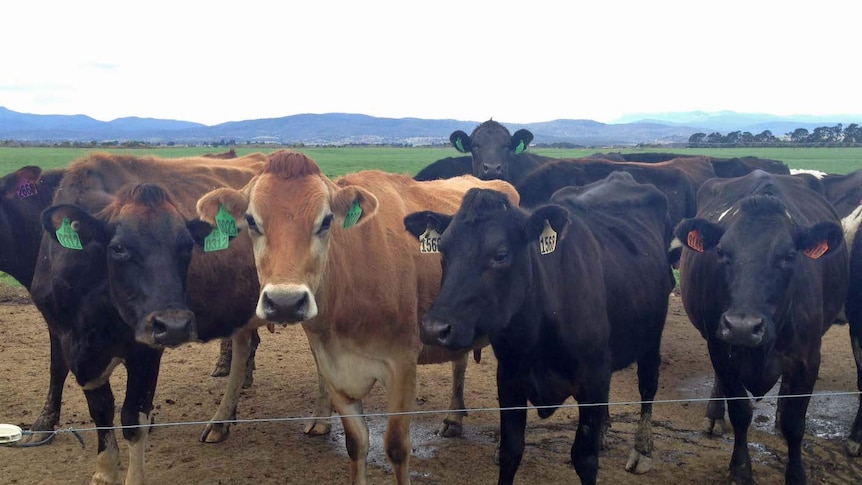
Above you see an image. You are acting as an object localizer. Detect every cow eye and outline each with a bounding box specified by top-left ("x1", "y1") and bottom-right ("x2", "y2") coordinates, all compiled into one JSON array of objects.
[
  {"x1": 245, "y1": 214, "x2": 260, "y2": 234},
  {"x1": 492, "y1": 248, "x2": 509, "y2": 264},
  {"x1": 109, "y1": 243, "x2": 130, "y2": 261},
  {"x1": 317, "y1": 214, "x2": 333, "y2": 235}
]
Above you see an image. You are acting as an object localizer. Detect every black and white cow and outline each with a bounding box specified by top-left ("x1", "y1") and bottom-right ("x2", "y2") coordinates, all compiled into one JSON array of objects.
[
  {"x1": 675, "y1": 170, "x2": 849, "y2": 484},
  {"x1": 405, "y1": 171, "x2": 674, "y2": 485}
]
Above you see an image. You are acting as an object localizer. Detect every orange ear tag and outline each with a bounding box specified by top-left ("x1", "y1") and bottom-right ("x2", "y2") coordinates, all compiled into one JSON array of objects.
[
  {"x1": 803, "y1": 240, "x2": 828, "y2": 259},
  {"x1": 687, "y1": 230, "x2": 704, "y2": 253}
]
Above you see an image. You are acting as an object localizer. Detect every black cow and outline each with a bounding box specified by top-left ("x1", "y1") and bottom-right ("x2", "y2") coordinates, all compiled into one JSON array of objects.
[
  {"x1": 675, "y1": 170, "x2": 848, "y2": 484},
  {"x1": 0, "y1": 166, "x2": 68, "y2": 445},
  {"x1": 413, "y1": 155, "x2": 472, "y2": 181},
  {"x1": 449, "y1": 119, "x2": 554, "y2": 183},
  {"x1": 819, "y1": 169, "x2": 862, "y2": 218},
  {"x1": 843, "y1": 215, "x2": 862, "y2": 457},
  {"x1": 405, "y1": 171, "x2": 674, "y2": 485},
  {"x1": 710, "y1": 156, "x2": 790, "y2": 178}
]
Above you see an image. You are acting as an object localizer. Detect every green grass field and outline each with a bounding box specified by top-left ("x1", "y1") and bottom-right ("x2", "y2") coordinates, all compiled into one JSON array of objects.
[{"x1": 2, "y1": 146, "x2": 862, "y2": 177}]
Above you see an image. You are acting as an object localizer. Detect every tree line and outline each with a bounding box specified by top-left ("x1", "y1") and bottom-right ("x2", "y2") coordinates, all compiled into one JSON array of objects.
[{"x1": 688, "y1": 123, "x2": 862, "y2": 147}]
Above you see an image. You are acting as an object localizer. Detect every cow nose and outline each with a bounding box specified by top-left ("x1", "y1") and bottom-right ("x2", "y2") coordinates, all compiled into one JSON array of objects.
[
  {"x1": 420, "y1": 315, "x2": 454, "y2": 347},
  {"x1": 482, "y1": 163, "x2": 502, "y2": 178},
  {"x1": 718, "y1": 313, "x2": 765, "y2": 347},
  {"x1": 261, "y1": 289, "x2": 309, "y2": 323},
  {"x1": 151, "y1": 310, "x2": 195, "y2": 347}
]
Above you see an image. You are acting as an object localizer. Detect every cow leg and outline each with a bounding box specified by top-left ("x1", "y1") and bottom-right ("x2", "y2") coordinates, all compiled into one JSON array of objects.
[
  {"x1": 384, "y1": 364, "x2": 416, "y2": 485},
  {"x1": 200, "y1": 329, "x2": 252, "y2": 443},
  {"x1": 84, "y1": 383, "x2": 122, "y2": 485},
  {"x1": 778, "y1": 356, "x2": 819, "y2": 485},
  {"x1": 121, "y1": 346, "x2": 162, "y2": 485},
  {"x1": 212, "y1": 329, "x2": 259, "y2": 389},
  {"x1": 724, "y1": 378, "x2": 755, "y2": 485},
  {"x1": 704, "y1": 372, "x2": 727, "y2": 436},
  {"x1": 302, "y1": 327, "x2": 333, "y2": 436},
  {"x1": 496, "y1": 365, "x2": 528, "y2": 485},
  {"x1": 332, "y1": 394, "x2": 369, "y2": 485},
  {"x1": 625, "y1": 343, "x2": 661, "y2": 474},
  {"x1": 438, "y1": 353, "x2": 468, "y2": 438},
  {"x1": 17, "y1": 331, "x2": 69, "y2": 446},
  {"x1": 570, "y1": 378, "x2": 608, "y2": 485},
  {"x1": 211, "y1": 338, "x2": 232, "y2": 377},
  {"x1": 847, "y1": 324, "x2": 862, "y2": 456}
]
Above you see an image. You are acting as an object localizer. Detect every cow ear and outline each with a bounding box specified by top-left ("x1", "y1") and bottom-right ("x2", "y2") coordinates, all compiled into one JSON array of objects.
[
  {"x1": 404, "y1": 211, "x2": 453, "y2": 239},
  {"x1": 525, "y1": 204, "x2": 570, "y2": 241},
  {"x1": 41, "y1": 204, "x2": 109, "y2": 249},
  {"x1": 187, "y1": 219, "x2": 214, "y2": 246},
  {"x1": 797, "y1": 221, "x2": 843, "y2": 259},
  {"x1": 450, "y1": 130, "x2": 471, "y2": 153},
  {"x1": 511, "y1": 129, "x2": 534, "y2": 155},
  {"x1": 674, "y1": 218, "x2": 723, "y2": 253},
  {"x1": 197, "y1": 188, "x2": 249, "y2": 228},
  {"x1": 332, "y1": 186, "x2": 378, "y2": 229},
  {"x1": 2, "y1": 165, "x2": 42, "y2": 199}
]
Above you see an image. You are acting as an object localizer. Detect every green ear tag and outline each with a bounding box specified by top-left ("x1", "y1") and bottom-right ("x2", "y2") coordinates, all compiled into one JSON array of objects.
[
  {"x1": 343, "y1": 199, "x2": 362, "y2": 229},
  {"x1": 215, "y1": 204, "x2": 238, "y2": 237},
  {"x1": 204, "y1": 227, "x2": 229, "y2": 252},
  {"x1": 56, "y1": 217, "x2": 83, "y2": 250},
  {"x1": 454, "y1": 138, "x2": 466, "y2": 153},
  {"x1": 514, "y1": 140, "x2": 526, "y2": 155}
]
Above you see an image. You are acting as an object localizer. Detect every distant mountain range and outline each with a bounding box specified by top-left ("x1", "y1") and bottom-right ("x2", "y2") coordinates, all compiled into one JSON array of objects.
[{"x1": 1, "y1": 107, "x2": 859, "y2": 146}]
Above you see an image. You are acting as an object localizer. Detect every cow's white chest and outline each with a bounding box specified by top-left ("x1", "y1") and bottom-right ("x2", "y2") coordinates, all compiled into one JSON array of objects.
[
  {"x1": 314, "y1": 343, "x2": 386, "y2": 399},
  {"x1": 82, "y1": 357, "x2": 123, "y2": 390}
]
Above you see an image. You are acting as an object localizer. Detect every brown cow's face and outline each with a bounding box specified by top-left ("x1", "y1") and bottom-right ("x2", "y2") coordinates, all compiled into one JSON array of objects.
[{"x1": 242, "y1": 169, "x2": 378, "y2": 324}]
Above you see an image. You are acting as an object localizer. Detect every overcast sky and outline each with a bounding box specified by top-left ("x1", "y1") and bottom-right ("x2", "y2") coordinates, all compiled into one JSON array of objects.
[{"x1": 3, "y1": 1, "x2": 859, "y2": 126}]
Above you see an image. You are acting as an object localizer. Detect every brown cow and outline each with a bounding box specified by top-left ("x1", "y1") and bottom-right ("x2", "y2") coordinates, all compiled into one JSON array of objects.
[{"x1": 197, "y1": 150, "x2": 519, "y2": 484}]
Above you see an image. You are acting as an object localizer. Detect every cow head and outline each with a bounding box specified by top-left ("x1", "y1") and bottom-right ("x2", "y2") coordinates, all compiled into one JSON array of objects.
[
  {"x1": 0, "y1": 166, "x2": 60, "y2": 288},
  {"x1": 450, "y1": 120, "x2": 533, "y2": 180},
  {"x1": 197, "y1": 150, "x2": 378, "y2": 324},
  {"x1": 676, "y1": 195, "x2": 843, "y2": 348},
  {"x1": 42, "y1": 183, "x2": 212, "y2": 348},
  {"x1": 405, "y1": 188, "x2": 569, "y2": 349}
]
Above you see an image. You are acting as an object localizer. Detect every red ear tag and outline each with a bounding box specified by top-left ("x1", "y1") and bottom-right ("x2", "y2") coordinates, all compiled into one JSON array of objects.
[
  {"x1": 687, "y1": 230, "x2": 704, "y2": 253},
  {"x1": 804, "y1": 240, "x2": 828, "y2": 259}
]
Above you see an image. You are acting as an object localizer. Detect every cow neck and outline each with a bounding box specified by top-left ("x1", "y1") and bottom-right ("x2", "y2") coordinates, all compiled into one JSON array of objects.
[{"x1": 8, "y1": 170, "x2": 64, "y2": 289}]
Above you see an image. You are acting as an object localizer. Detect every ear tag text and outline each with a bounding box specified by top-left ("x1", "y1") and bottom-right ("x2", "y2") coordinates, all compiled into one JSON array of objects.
[
  {"x1": 419, "y1": 227, "x2": 442, "y2": 254},
  {"x1": 56, "y1": 217, "x2": 83, "y2": 250},
  {"x1": 804, "y1": 240, "x2": 829, "y2": 259},
  {"x1": 215, "y1": 204, "x2": 238, "y2": 237},
  {"x1": 343, "y1": 199, "x2": 362, "y2": 229},
  {"x1": 687, "y1": 230, "x2": 704, "y2": 253},
  {"x1": 204, "y1": 226, "x2": 229, "y2": 252},
  {"x1": 539, "y1": 220, "x2": 557, "y2": 255},
  {"x1": 16, "y1": 177, "x2": 37, "y2": 199}
]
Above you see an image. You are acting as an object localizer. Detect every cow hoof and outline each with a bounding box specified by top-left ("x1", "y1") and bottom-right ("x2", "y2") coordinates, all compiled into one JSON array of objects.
[
  {"x1": 702, "y1": 416, "x2": 726, "y2": 436},
  {"x1": 625, "y1": 450, "x2": 653, "y2": 474},
  {"x1": 303, "y1": 420, "x2": 331, "y2": 436},
  {"x1": 846, "y1": 439, "x2": 862, "y2": 456},
  {"x1": 89, "y1": 471, "x2": 122, "y2": 485},
  {"x1": 211, "y1": 362, "x2": 230, "y2": 378},
  {"x1": 438, "y1": 419, "x2": 463, "y2": 438},
  {"x1": 200, "y1": 422, "x2": 231, "y2": 443},
  {"x1": 241, "y1": 373, "x2": 254, "y2": 389},
  {"x1": 15, "y1": 420, "x2": 57, "y2": 447}
]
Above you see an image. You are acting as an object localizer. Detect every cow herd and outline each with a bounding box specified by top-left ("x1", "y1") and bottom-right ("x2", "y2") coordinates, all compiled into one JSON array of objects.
[{"x1": 1, "y1": 120, "x2": 861, "y2": 485}]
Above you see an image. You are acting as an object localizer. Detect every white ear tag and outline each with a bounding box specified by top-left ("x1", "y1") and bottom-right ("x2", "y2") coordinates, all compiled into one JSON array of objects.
[
  {"x1": 539, "y1": 220, "x2": 557, "y2": 255},
  {"x1": 420, "y1": 227, "x2": 442, "y2": 254}
]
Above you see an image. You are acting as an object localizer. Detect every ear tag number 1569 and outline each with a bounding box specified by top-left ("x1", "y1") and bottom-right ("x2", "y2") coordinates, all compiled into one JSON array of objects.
[
  {"x1": 420, "y1": 227, "x2": 441, "y2": 254},
  {"x1": 539, "y1": 220, "x2": 557, "y2": 255}
]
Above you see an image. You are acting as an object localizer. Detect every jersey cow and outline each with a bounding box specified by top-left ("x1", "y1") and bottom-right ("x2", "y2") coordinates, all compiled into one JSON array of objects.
[
  {"x1": 405, "y1": 171, "x2": 674, "y2": 485},
  {"x1": 675, "y1": 170, "x2": 848, "y2": 484},
  {"x1": 196, "y1": 150, "x2": 519, "y2": 485},
  {"x1": 29, "y1": 152, "x2": 272, "y2": 484}
]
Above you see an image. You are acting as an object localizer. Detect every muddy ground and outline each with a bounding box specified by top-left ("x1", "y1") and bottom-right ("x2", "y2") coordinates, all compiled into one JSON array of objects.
[{"x1": 0, "y1": 286, "x2": 861, "y2": 484}]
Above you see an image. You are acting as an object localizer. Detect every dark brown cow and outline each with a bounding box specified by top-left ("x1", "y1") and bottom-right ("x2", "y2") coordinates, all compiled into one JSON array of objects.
[
  {"x1": 201, "y1": 148, "x2": 238, "y2": 159},
  {"x1": 30, "y1": 152, "x2": 272, "y2": 483},
  {"x1": 196, "y1": 150, "x2": 520, "y2": 484},
  {"x1": 675, "y1": 170, "x2": 848, "y2": 484}
]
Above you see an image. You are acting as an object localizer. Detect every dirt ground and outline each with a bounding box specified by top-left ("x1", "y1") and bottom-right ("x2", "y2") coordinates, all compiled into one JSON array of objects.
[{"x1": 1, "y1": 286, "x2": 861, "y2": 485}]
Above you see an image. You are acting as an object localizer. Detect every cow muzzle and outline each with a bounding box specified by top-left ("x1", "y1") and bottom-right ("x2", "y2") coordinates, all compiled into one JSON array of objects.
[
  {"x1": 258, "y1": 284, "x2": 317, "y2": 323},
  {"x1": 421, "y1": 314, "x2": 471, "y2": 350},
  {"x1": 481, "y1": 163, "x2": 503, "y2": 179},
  {"x1": 148, "y1": 309, "x2": 196, "y2": 348},
  {"x1": 717, "y1": 312, "x2": 766, "y2": 347}
]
